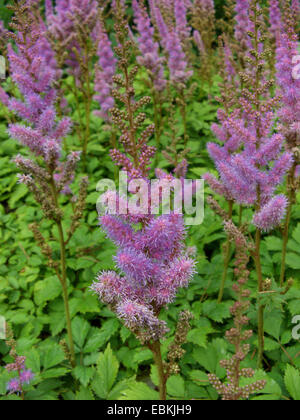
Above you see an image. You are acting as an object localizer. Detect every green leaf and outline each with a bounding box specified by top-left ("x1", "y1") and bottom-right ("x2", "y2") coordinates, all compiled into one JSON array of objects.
[
  {"x1": 189, "y1": 370, "x2": 210, "y2": 386},
  {"x1": 92, "y1": 344, "x2": 119, "y2": 399},
  {"x1": 76, "y1": 387, "x2": 95, "y2": 401},
  {"x1": 187, "y1": 326, "x2": 215, "y2": 348},
  {"x1": 264, "y1": 311, "x2": 282, "y2": 340},
  {"x1": 73, "y1": 366, "x2": 94, "y2": 388},
  {"x1": 202, "y1": 300, "x2": 232, "y2": 323},
  {"x1": 133, "y1": 349, "x2": 153, "y2": 365},
  {"x1": 84, "y1": 319, "x2": 119, "y2": 353},
  {"x1": 166, "y1": 376, "x2": 185, "y2": 398},
  {"x1": 41, "y1": 368, "x2": 70, "y2": 379},
  {"x1": 120, "y1": 326, "x2": 131, "y2": 343},
  {"x1": 286, "y1": 253, "x2": 300, "y2": 270},
  {"x1": 72, "y1": 317, "x2": 90, "y2": 349},
  {"x1": 192, "y1": 339, "x2": 227, "y2": 378},
  {"x1": 33, "y1": 276, "x2": 62, "y2": 306},
  {"x1": 264, "y1": 237, "x2": 283, "y2": 252},
  {"x1": 284, "y1": 365, "x2": 300, "y2": 400},
  {"x1": 9, "y1": 184, "x2": 28, "y2": 208},
  {"x1": 119, "y1": 382, "x2": 159, "y2": 400},
  {"x1": 108, "y1": 379, "x2": 135, "y2": 400},
  {"x1": 41, "y1": 344, "x2": 66, "y2": 370}
]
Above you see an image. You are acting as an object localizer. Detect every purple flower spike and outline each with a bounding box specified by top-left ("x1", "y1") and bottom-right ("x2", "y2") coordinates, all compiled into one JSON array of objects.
[{"x1": 253, "y1": 195, "x2": 288, "y2": 232}]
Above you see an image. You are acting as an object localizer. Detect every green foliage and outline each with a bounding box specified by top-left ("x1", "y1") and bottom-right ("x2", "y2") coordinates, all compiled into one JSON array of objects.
[{"x1": 0, "y1": 3, "x2": 299, "y2": 401}]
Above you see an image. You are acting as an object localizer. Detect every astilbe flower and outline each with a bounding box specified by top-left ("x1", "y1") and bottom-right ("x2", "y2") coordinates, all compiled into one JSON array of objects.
[
  {"x1": 204, "y1": 0, "x2": 293, "y2": 232},
  {"x1": 234, "y1": 0, "x2": 251, "y2": 50},
  {"x1": 46, "y1": 0, "x2": 98, "y2": 77},
  {"x1": 132, "y1": 0, "x2": 166, "y2": 92},
  {"x1": 276, "y1": 14, "x2": 300, "y2": 152},
  {"x1": 5, "y1": 325, "x2": 34, "y2": 397},
  {"x1": 93, "y1": 209, "x2": 196, "y2": 341},
  {"x1": 6, "y1": 3, "x2": 80, "y2": 203},
  {"x1": 190, "y1": 0, "x2": 216, "y2": 81},
  {"x1": 174, "y1": 0, "x2": 191, "y2": 41},
  {"x1": 208, "y1": 222, "x2": 266, "y2": 400},
  {"x1": 253, "y1": 194, "x2": 288, "y2": 232},
  {"x1": 93, "y1": 20, "x2": 117, "y2": 121},
  {"x1": 269, "y1": 0, "x2": 282, "y2": 40},
  {"x1": 5, "y1": 2, "x2": 87, "y2": 368},
  {"x1": 153, "y1": 1, "x2": 192, "y2": 84},
  {"x1": 291, "y1": 0, "x2": 300, "y2": 22},
  {"x1": 91, "y1": 5, "x2": 196, "y2": 344}
]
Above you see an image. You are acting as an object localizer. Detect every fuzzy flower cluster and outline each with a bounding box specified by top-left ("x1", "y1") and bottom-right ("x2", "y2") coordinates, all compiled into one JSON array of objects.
[
  {"x1": 6, "y1": 2, "x2": 81, "y2": 199},
  {"x1": 92, "y1": 203, "x2": 196, "y2": 342},
  {"x1": 5, "y1": 325, "x2": 34, "y2": 397},
  {"x1": 132, "y1": 0, "x2": 166, "y2": 92},
  {"x1": 92, "y1": 5, "x2": 196, "y2": 343},
  {"x1": 234, "y1": 0, "x2": 251, "y2": 51},
  {"x1": 269, "y1": 0, "x2": 282, "y2": 40},
  {"x1": 46, "y1": 0, "x2": 98, "y2": 76},
  {"x1": 153, "y1": 1, "x2": 193, "y2": 84},
  {"x1": 93, "y1": 20, "x2": 117, "y2": 121},
  {"x1": 204, "y1": 0, "x2": 293, "y2": 232},
  {"x1": 6, "y1": 356, "x2": 34, "y2": 395},
  {"x1": 174, "y1": 0, "x2": 191, "y2": 41},
  {"x1": 276, "y1": 19, "x2": 300, "y2": 152}
]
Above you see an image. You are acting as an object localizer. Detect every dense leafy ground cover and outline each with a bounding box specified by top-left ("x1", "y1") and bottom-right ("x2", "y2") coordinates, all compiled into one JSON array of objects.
[{"x1": 0, "y1": 0, "x2": 300, "y2": 401}]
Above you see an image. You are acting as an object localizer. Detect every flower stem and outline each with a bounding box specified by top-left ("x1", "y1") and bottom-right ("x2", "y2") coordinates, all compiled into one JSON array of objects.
[
  {"x1": 254, "y1": 227, "x2": 264, "y2": 369},
  {"x1": 56, "y1": 220, "x2": 76, "y2": 368},
  {"x1": 280, "y1": 165, "x2": 296, "y2": 287},
  {"x1": 218, "y1": 200, "x2": 233, "y2": 303},
  {"x1": 82, "y1": 43, "x2": 92, "y2": 171},
  {"x1": 50, "y1": 179, "x2": 76, "y2": 368},
  {"x1": 149, "y1": 341, "x2": 167, "y2": 400}
]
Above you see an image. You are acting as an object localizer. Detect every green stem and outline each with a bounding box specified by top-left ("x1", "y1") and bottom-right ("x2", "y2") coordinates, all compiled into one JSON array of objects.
[
  {"x1": 56, "y1": 220, "x2": 76, "y2": 368},
  {"x1": 82, "y1": 44, "x2": 92, "y2": 172},
  {"x1": 238, "y1": 205, "x2": 243, "y2": 227},
  {"x1": 254, "y1": 228, "x2": 264, "y2": 369},
  {"x1": 149, "y1": 341, "x2": 167, "y2": 400},
  {"x1": 218, "y1": 201, "x2": 233, "y2": 303},
  {"x1": 181, "y1": 102, "x2": 188, "y2": 148},
  {"x1": 151, "y1": 85, "x2": 161, "y2": 151},
  {"x1": 50, "y1": 179, "x2": 76, "y2": 368},
  {"x1": 280, "y1": 165, "x2": 296, "y2": 287}
]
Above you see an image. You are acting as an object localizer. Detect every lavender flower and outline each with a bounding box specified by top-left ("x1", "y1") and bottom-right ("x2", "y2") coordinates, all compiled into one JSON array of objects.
[
  {"x1": 276, "y1": 21, "x2": 300, "y2": 150},
  {"x1": 6, "y1": 3, "x2": 79, "y2": 198},
  {"x1": 253, "y1": 194, "x2": 288, "y2": 232},
  {"x1": 93, "y1": 20, "x2": 117, "y2": 121},
  {"x1": 5, "y1": 326, "x2": 34, "y2": 396},
  {"x1": 174, "y1": 0, "x2": 191, "y2": 41},
  {"x1": 7, "y1": 378, "x2": 22, "y2": 395},
  {"x1": 204, "y1": 0, "x2": 293, "y2": 231},
  {"x1": 92, "y1": 8, "x2": 196, "y2": 344},
  {"x1": 152, "y1": 1, "x2": 192, "y2": 83},
  {"x1": 47, "y1": 0, "x2": 98, "y2": 77},
  {"x1": 269, "y1": 0, "x2": 282, "y2": 40},
  {"x1": 132, "y1": 0, "x2": 166, "y2": 92},
  {"x1": 234, "y1": 0, "x2": 251, "y2": 51}
]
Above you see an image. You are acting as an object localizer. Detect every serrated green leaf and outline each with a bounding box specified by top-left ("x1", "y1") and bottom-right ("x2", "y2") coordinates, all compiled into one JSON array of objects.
[
  {"x1": 72, "y1": 317, "x2": 91, "y2": 349},
  {"x1": 92, "y1": 344, "x2": 119, "y2": 399},
  {"x1": 119, "y1": 382, "x2": 159, "y2": 400},
  {"x1": 41, "y1": 345, "x2": 65, "y2": 370},
  {"x1": 284, "y1": 365, "x2": 300, "y2": 400},
  {"x1": 167, "y1": 376, "x2": 185, "y2": 398},
  {"x1": 73, "y1": 366, "x2": 94, "y2": 388},
  {"x1": 76, "y1": 387, "x2": 95, "y2": 401}
]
